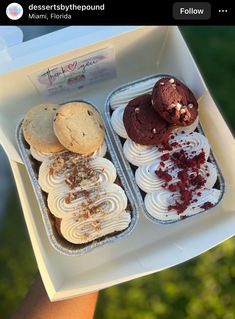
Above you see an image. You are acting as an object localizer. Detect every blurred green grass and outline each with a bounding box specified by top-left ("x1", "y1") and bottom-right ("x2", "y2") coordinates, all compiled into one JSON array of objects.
[
  {"x1": 0, "y1": 192, "x2": 37, "y2": 317},
  {"x1": 1, "y1": 27, "x2": 235, "y2": 319},
  {"x1": 181, "y1": 26, "x2": 235, "y2": 133}
]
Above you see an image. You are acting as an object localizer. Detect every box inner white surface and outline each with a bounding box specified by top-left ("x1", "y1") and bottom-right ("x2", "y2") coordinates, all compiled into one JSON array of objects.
[{"x1": 1, "y1": 26, "x2": 235, "y2": 301}]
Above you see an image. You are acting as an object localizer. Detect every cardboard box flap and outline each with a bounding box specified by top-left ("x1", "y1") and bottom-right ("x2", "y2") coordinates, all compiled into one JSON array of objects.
[
  {"x1": 0, "y1": 26, "x2": 170, "y2": 162},
  {"x1": 3, "y1": 26, "x2": 235, "y2": 301}
]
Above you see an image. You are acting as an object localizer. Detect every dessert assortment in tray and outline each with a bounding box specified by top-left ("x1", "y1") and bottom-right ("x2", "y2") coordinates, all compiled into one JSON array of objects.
[
  {"x1": 16, "y1": 74, "x2": 225, "y2": 257},
  {"x1": 104, "y1": 74, "x2": 225, "y2": 224},
  {"x1": 16, "y1": 101, "x2": 138, "y2": 256}
]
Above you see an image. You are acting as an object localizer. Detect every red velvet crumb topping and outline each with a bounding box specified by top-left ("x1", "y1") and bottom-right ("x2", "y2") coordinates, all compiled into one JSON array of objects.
[
  {"x1": 155, "y1": 143, "x2": 210, "y2": 215},
  {"x1": 200, "y1": 201, "x2": 214, "y2": 210}
]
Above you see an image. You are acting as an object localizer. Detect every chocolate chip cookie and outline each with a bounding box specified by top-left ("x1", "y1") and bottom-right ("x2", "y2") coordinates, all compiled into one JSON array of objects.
[{"x1": 53, "y1": 102, "x2": 104, "y2": 154}]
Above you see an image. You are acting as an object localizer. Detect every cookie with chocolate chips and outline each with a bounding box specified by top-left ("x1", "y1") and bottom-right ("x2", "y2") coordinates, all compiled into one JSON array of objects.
[
  {"x1": 53, "y1": 102, "x2": 104, "y2": 154},
  {"x1": 23, "y1": 103, "x2": 64, "y2": 153},
  {"x1": 152, "y1": 77, "x2": 198, "y2": 126},
  {"x1": 123, "y1": 94, "x2": 171, "y2": 145}
]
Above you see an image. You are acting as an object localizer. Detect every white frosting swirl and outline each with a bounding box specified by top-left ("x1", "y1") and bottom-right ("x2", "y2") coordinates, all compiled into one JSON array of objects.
[
  {"x1": 135, "y1": 160, "x2": 173, "y2": 193},
  {"x1": 169, "y1": 132, "x2": 210, "y2": 160},
  {"x1": 60, "y1": 210, "x2": 131, "y2": 244},
  {"x1": 145, "y1": 188, "x2": 221, "y2": 222},
  {"x1": 110, "y1": 77, "x2": 158, "y2": 109},
  {"x1": 38, "y1": 156, "x2": 116, "y2": 193},
  {"x1": 47, "y1": 183, "x2": 127, "y2": 219},
  {"x1": 110, "y1": 103, "x2": 127, "y2": 111},
  {"x1": 111, "y1": 106, "x2": 128, "y2": 138},
  {"x1": 31, "y1": 142, "x2": 107, "y2": 163},
  {"x1": 123, "y1": 139, "x2": 163, "y2": 166},
  {"x1": 30, "y1": 146, "x2": 59, "y2": 162},
  {"x1": 89, "y1": 157, "x2": 117, "y2": 184},
  {"x1": 136, "y1": 161, "x2": 217, "y2": 193},
  {"x1": 124, "y1": 132, "x2": 210, "y2": 167},
  {"x1": 93, "y1": 142, "x2": 107, "y2": 158},
  {"x1": 198, "y1": 162, "x2": 218, "y2": 189}
]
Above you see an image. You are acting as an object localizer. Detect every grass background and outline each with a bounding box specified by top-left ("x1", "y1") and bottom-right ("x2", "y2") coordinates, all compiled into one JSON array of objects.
[{"x1": 0, "y1": 26, "x2": 235, "y2": 319}]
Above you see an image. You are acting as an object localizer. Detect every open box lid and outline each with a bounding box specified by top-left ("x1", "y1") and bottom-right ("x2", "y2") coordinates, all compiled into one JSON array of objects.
[
  {"x1": 0, "y1": 26, "x2": 207, "y2": 163},
  {"x1": 1, "y1": 26, "x2": 235, "y2": 301}
]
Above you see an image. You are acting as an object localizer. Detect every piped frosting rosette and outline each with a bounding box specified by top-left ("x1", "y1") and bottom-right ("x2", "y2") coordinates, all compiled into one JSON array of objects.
[
  {"x1": 30, "y1": 147, "x2": 57, "y2": 162},
  {"x1": 123, "y1": 132, "x2": 210, "y2": 167},
  {"x1": 127, "y1": 130, "x2": 219, "y2": 222},
  {"x1": 145, "y1": 188, "x2": 221, "y2": 222},
  {"x1": 30, "y1": 141, "x2": 107, "y2": 162},
  {"x1": 111, "y1": 106, "x2": 128, "y2": 138},
  {"x1": 60, "y1": 211, "x2": 131, "y2": 244},
  {"x1": 47, "y1": 183, "x2": 128, "y2": 219},
  {"x1": 39, "y1": 156, "x2": 116, "y2": 193},
  {"x1": 123, "y1": 140, "x2": 161, "y2": 166},
  {"x1": 136, "y1": 161, "x2": 218, "y2": 194},
  {"x1": 110, "y1": 77, "x2": 159, "y2": 110}
]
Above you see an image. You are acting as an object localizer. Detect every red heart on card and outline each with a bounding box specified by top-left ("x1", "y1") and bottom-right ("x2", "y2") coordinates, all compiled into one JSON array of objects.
[{"x1": 67, "y1": 62, "x2": 78, "y2": 72}]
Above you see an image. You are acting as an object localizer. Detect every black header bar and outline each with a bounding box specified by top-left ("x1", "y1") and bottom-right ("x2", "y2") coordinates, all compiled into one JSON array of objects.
[{"x1": 0, "y1": 0, "x2": 234, "y2": 25}]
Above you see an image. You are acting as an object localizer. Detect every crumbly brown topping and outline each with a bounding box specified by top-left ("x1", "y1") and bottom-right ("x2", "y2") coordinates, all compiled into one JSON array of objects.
[
  {"x1": 49, "y1": 151, "x2": 111, "y2": 227},
  {"x1": 80, "y1": 233, "x2": 90, "y2": 241},
  {"x1": 49, "y1": 151, "x2": 101, "y2": 189},
  {"x1": 91, "y1": 220, "x2": 102, "y2": 231},
  {"x1": 66, "y1": 187, "x2": 108, "y2": 222},
  {"x1": 74, "y1": 203, "x2": 105, "y2": 224}
]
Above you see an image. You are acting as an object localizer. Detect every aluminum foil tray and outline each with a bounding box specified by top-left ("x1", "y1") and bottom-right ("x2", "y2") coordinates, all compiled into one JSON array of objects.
[
  {"x1": 16, "y1": 100, "x2": 139, "y2": 256},
  {"x1": 104, "y1": 74, "x2": 225, "y2": 224}
]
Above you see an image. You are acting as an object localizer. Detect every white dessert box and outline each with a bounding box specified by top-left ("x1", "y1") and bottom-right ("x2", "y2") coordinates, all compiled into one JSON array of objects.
[{"x1": 0, "y1": 26, "x2": 235, "y2": 301}]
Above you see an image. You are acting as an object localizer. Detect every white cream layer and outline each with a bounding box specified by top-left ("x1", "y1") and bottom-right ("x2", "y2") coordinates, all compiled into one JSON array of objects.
[
  {"x1": 110, "y1": 77, "x2": 159, "y2": 110},
  {"x1": 145, "y1": 188, "x2": 221, "y2": 222},
  {"x1": 30, "y1": 146, "x2": 59, "y2": 162},
  {"x1": 135, "y1": 161, "x2": 217, "y2": 193},
  {"x1": 47, "y1": 183, "x2": 128, "y2": 219},
  {"x1": 30, "y1": 141, "x2": 107, "y2": 162},
  {"x1": 38, "y1": 156, "x2": 117, "y2": 193},
  {"x1": 123, "y1": 132, "x2": 210, "y2": 167},
  {"x1": 111, "y1": 105, "x2": 128, "y2": 138},
  {"x1": 60, "y1": 210, "x2": 131, "y2": 244}
]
